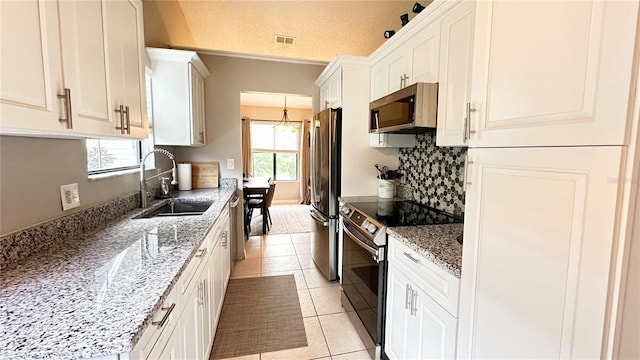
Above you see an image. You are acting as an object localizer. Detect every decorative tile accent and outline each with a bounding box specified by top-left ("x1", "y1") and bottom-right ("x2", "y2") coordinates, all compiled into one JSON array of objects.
[{"x1": 398, "y1": 133, "x2": 467, "y2": 215}]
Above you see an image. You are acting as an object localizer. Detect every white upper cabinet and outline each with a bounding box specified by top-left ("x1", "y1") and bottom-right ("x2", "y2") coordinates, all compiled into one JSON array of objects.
[
  {"x1": 0, "y1": 0, "x2": 148, "y2": 139},
  {"x1": 105, "y1": 0, "x2": 147, "y2": 138},
  {"x1": 0, "y1": 0, "x2": 66, "y2": 135},
  {"x1": 148, "y1": 48, "x2": 210, "y2": 146},
  {"x1": 58, "y1": 0, "x2": 112, "y2": 135},
  {"x1": 369, "y1": 10, "x2": 443, "y2": 101},
  {"x1": 436, "y1": 1, "x2": 475, "y2": 147},
  {"x1": 320, "y1": 69, "x2": 342, "y2": 110},
  {"x1": 468, "y1": 0, "x2": 639, "y2": 147},
  {"x1": 458, "y1": 146, "x2": 624, "y2": 359},
  {"x1": 406, "y1": 22, "x2": 440, "y2": 85}
]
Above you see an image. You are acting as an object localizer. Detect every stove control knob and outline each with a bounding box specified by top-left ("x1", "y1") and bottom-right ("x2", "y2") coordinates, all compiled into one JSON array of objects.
[
  {"x1": 362, "y1": 219, "x2": 370, "y2": 227},
  {"x1": 366, "y1": 223, "x2": 377, "y2": 233},
  {"x1": 340, "y1": 206, "x2": 350, "y2": 216}
]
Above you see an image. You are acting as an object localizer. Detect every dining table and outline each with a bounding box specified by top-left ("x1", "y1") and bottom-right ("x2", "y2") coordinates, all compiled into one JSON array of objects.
[{"x1": 242, "y1": 177, "x2": 271, "y2": 235}]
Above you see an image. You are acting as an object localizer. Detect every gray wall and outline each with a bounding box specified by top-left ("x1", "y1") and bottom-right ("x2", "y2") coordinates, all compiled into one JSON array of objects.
[
  {"x1": 0, "y1": 136, "x2": 173, "y2": 235},
  {"x1": 172, "y1": 54, "x2": 325, "y2": 182}
]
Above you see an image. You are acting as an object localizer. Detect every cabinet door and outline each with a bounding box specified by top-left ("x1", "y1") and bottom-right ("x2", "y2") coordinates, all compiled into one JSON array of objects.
[
  {"x1": 371, "y1": 61, "x2": 388, "y2": 101},
  {"x1": 0, "y1": 0, "x2": 66, "y2": 134},
  {"x1": 180, "y1": 286, "x2": 204, "y2": 360},
  {"x1": 105, "y1": 0, "x2": 147, "y2": 138},
  {"x1": 222, "y1": 225, "x2": 232, "y2": 288},
  {"x1": 58, "y1": 0, "x2": 113, "y2": 136},
  {"x1": 458, "y1": 146, "x2": 624, "y2": 359},
  {"x1": 384, "y1": 264, "x2": 413, "y2": 360},
  {"x1": 387, "y1": 52, "x2": 408, "y2": 94},
  {"x1": 407, "y1": 21, "x2": 440, "y2": 85},
  {"x1": 198, "y1": 261, "x2": 213, "y2": 359},
  {"x1": 212, "y1": 239, "x2": 224, "y2": 321},
  {"x1": 469, "y1": 0, "x2": 638, "y2": 147},
  {"x1": 408, "y1": 284, "x2": 458, "y2": 360},
  {"x1": 436, "y1": 1, "x2": 475, "y2": 147},
  {"x1": 190, "y1": 64, "x2": 206, "y2": 145},
  {"x1": 155, "y1": 326, "x2": 180, "y2": 360}
]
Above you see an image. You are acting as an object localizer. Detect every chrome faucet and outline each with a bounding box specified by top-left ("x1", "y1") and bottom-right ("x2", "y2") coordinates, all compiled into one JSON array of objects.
[{"x1": 140, "y1": 148, "x2": 178, "y2": 208}]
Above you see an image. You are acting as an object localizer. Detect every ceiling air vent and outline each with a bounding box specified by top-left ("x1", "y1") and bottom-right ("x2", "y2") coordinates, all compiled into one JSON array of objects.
[{"x1": 275, "y1": 35, "x2": 295, "y2": 46}]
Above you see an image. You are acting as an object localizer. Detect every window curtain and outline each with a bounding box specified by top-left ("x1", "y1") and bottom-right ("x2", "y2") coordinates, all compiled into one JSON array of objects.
[
  {"x1": 299, "y1": 119, "x2": 311, "y2": 204},
  {"x1": 241, "y1": 118, "x2": 253, "y2": 177}
]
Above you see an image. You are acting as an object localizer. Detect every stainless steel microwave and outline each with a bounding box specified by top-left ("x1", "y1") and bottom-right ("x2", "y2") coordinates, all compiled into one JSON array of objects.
[{"x1": 369, "y1": 82, "x2": 438, "y2": 134}]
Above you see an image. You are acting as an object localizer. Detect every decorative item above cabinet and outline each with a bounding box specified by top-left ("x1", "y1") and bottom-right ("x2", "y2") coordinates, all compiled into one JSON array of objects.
[
  {"x1": 147, "y1": 48, "x2": 210, "y2": 147},
  {"x1": 0, "y1": 0, "x2": 148, "y2": 139}
]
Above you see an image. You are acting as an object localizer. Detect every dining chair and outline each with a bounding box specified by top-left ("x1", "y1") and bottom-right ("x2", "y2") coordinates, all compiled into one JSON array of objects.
[
  {"x1": 243, "y1": 188, "x2": 266, "y2": 235},
  {"x1": 264, "y1": 181, "x2": 277, "y2": 229}
]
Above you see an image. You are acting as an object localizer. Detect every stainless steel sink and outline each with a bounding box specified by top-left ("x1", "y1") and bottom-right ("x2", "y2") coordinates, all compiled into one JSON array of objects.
[{"x1": 133, "y1": 199, "x2": 214, "y2": 219}]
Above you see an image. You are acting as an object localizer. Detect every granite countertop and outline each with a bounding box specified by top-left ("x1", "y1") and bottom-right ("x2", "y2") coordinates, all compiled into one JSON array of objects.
[
  {"x1": 387, "y1": 224, "x2": 464, "y2": 278},
  {"x1": 0, "y1": 185, "x2": 236, "y2": 360}
]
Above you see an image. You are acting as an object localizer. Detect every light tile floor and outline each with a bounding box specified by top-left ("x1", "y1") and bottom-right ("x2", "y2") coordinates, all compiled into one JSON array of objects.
[{"x1": 222, "y1": 232, "x2": 374, "y2": 360}]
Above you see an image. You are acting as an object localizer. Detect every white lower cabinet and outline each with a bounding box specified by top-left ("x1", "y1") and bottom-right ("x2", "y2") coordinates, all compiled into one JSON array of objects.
[
  {"x1": 133, "y1": 203, "x2": 232, "y2": 359},
  {"x1": 385, "y1": 237, "x2": 460, "y2": 360},
  {"x1": 151, "y1": 324, "x2": 180, "y2": 360},
  {"x1": 386, "y1": 264, "x2": 457, "y2": 360}
]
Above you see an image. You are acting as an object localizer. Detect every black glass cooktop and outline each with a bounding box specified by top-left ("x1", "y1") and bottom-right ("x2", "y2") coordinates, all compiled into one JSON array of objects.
[{"x1": 348, "y1": 200, "x2": 462, "y2": 227}]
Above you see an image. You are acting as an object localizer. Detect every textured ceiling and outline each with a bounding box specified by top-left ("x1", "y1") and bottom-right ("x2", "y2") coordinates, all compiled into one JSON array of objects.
[{"x1": 143, "y1": 0, "x2": 424, "y2": 62}]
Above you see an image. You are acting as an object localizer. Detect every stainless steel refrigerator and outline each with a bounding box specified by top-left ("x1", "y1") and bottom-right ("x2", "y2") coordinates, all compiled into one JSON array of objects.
[{"x1": 310, "y1": 108, "x2": 341, "y2": 281}]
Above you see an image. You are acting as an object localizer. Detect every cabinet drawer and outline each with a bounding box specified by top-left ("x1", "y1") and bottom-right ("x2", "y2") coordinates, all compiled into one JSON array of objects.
[
  {"x1": 132, "y1": 285, "x2": 179, "y2": 359},
  {"x1": 388, "y1": 236, "x2": 460, "y2": 316},
  {"x1": 179, "y1": 226, "x2": 215, "y2": 299}
]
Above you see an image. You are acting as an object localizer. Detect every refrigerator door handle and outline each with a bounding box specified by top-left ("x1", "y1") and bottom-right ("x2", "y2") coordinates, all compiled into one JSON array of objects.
[
  {"x1": 311, "y1": 121, "x2": 323, "y2": 202},
  {"x1": 310, "y1": 209, "x2": 329, "y2": 227}
]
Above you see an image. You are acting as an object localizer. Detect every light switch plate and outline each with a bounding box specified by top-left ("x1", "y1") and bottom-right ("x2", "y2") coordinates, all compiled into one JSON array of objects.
[
  {"x1": 227, "y1": 159, "x2": 235, "y2": 170},
  {"x1": 60, "y1": 183, "x2": 80, "y2": 211}
]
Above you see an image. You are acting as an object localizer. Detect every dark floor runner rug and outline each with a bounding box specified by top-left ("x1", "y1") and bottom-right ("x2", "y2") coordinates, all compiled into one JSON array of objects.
[{"x1": 210, "y1": 275, "x2": 307, "y2": 359}]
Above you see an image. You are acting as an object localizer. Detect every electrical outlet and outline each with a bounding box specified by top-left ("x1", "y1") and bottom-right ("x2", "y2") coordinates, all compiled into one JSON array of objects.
[
  {"x1": 60, "y1": 183, "x2": 80, "y2": 211},
  {"x1": 227, "y1": 159, "x2": 235, "y2": 170}
]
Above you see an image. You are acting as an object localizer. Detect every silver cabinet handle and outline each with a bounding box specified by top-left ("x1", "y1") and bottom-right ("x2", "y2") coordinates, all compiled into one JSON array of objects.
[
  {"x1": 57, "y1": 88, "x2": 73, "y2": 129},
  {"x1": 403, "y1": 252, "x2": 420, "y2": 264},
  {"x1": 410, "y1": 290, "x2": 418, "y2": 316},
  {"x1": 464, "y1": 156, "x2": 474, "y2": 188},
  {"x1": 222, "y1": 230, "x2": 228, "y2": 248},
  {"x1": 124, "y1": 105, "x2": 130, "y2": 134},
  {"x1": 400, "y1": 74, "x2": 409, "y2": 88},
  {"x1": 115, "y1": 105, "x2": 125, "y2": 134},
  {"x1": 195, "y1": 248, "x2": 207, "y2": 258},
  {"x1": 465, "y1": 102, "x2": 476, "y2": 141},
  {"x1": 151, "y1": 303, "x2": 175, "y2": 327},
  {"x1": 405, "y1": 284, "x2": 411, "y2": 309},
  {"x1": 198, "y1": 281, "x2": 204, "y2": 305},
  {"x1": 203, "y1": 280, "x2": 207, "y2": 306},
  {"x1": 199, "y1": 131, "x2": 204, "y2": 143}
]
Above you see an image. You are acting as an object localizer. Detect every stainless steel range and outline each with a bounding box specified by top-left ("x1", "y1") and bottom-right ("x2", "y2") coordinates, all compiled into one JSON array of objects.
[{"x1": 339, "y1": 200, "x2": 461, "y2": 359}]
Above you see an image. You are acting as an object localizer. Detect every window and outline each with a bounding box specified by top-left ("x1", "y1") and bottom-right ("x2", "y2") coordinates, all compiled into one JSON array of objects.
[
  {"x1": 86, "y1": 69, "x2": 155, "y2": 175},
  {"x1": 86, "y1": 139, "x2": 140, "y2": 173},
  {"x1": 251, "y1": 122, "x2": 300, "y2": 181}
]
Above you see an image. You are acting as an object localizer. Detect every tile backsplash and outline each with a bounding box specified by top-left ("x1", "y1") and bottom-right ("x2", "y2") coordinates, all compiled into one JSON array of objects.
[{"x1": 398, "y1": 132, "x2": 467, "y2": 215}]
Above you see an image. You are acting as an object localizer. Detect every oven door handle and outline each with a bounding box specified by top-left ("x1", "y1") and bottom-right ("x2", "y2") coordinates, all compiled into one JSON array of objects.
[
  {"x1": 343, "y1": 223, "x2": 383, "y2": 262},
  {"x1": 310, "y1": 209, "x2": 329, "y2": 227}
]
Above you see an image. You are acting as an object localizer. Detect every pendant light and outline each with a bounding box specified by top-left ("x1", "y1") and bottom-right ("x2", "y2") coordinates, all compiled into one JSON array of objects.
[{"x1": 280, "y1": 96, "x2": 290, "y2": 126}]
